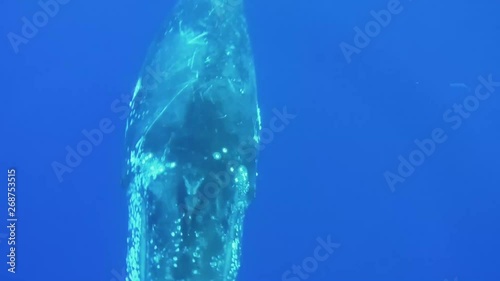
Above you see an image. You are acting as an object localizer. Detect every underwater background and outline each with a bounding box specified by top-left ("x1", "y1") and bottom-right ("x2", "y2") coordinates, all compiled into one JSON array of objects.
[{"x1": 1, "y1": 0, "x2": 500, "y2": 280}]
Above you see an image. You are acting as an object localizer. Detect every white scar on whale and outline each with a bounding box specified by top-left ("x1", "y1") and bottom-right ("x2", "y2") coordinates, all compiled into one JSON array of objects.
[{"x1": 123, "y1": 0, "x2": 261, "y2": 280}]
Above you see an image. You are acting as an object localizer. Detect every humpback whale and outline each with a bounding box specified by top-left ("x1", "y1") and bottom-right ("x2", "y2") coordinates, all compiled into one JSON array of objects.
[{"x1": 123, "y1": 0, "x2": 261, "y2": 280}]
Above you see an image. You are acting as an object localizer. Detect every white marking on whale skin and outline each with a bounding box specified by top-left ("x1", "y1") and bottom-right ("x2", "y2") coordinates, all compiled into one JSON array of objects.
[
  {"x1": 186, "y1": 31, "x2": 208, "y2": 45},
  {"x1": 132, "y1": 78, "x2": 142, "y2": 100},
  {"x1": 142, "y1": 78, "x2": 197, "y2": 138}
]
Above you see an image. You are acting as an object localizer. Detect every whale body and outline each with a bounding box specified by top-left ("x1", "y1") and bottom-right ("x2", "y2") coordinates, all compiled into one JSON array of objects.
[{"x1": 123, "y1": 0, "x2": 261, "y2": 280}]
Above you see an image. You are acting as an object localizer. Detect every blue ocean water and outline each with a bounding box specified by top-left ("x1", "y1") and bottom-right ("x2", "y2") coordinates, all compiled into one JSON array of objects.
[{"x1": 1, "y1": 0, "x2": 500, "y2": 280}]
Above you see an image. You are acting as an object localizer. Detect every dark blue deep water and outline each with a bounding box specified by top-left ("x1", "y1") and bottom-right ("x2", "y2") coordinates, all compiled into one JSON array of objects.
[{"x1": 2, "y1": 0, "x2": 500, "y2": 280}]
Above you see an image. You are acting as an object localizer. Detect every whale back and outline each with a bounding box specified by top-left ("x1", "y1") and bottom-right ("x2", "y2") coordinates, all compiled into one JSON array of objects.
[{"x1": 124, "y1": 0, "x2": 261, "y2": 280}]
